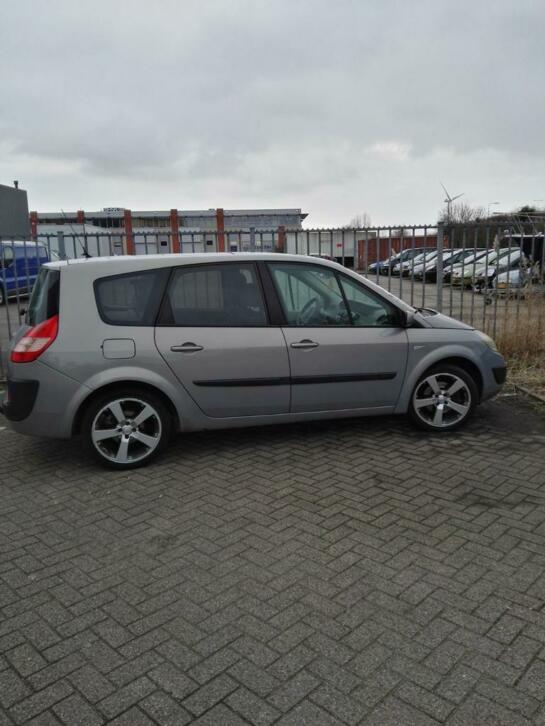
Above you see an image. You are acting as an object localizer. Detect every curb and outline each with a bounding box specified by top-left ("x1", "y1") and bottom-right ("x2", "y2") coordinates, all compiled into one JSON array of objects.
[{"x1": 516, "y1": 385, "x2": 545, "y2": 406}]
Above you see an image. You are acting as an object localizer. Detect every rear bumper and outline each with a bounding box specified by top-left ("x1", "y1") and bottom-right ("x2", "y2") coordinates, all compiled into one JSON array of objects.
[
  {"x1": 2, "y1": 362, "x2": 91, "y2": 439},
  {"x1": 1, "y1": 380, "x2": 40, "y2": 421}
]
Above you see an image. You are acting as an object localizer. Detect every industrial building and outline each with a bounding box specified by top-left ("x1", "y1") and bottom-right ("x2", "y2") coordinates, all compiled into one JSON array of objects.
[{"x1": 30, "y1": 207, "x2": 307, "y2": 256}]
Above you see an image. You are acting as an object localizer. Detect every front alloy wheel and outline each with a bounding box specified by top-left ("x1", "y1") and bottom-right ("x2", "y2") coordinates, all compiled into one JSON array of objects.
[{"x1": 410, "y1": 365, "x2": 477, "y2": 431}]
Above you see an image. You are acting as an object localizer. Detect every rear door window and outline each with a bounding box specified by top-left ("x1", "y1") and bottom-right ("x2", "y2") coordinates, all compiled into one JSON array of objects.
[
  {"x1": 157, "y1": 263, "x2": 267, "y2": 326},
  {"x1": 94, "y1": 268, "x2": 170, "y2": 325}
]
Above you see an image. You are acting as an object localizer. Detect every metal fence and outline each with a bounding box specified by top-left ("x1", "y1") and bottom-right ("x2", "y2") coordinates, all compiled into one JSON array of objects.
[{"x1": 1, "y1": 222, "x2": 544, "y2": 379}]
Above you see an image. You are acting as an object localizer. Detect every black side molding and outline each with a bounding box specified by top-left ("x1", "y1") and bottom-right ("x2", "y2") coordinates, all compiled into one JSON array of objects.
[
  {"x1": 291, "y1": 372, "x2": 396, "y2": 385},
  {"x1": 194, "y1": 377, "x2": 290, "y2": 387},
  {"x1": 193, "y1": 373, "x2": 396, "y2": 387}
]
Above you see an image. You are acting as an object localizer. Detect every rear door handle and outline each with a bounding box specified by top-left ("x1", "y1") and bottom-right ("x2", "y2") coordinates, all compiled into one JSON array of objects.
[
  {"x1": 170, "y1": 342, "x2": 204, "y2": 352},
  {"x1": 290, "y1": 339, "x2": 319, "y2": 349}
]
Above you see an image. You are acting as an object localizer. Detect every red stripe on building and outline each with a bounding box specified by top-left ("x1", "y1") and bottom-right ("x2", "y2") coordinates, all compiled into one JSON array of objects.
[
  {"x1": 124, "y1": 209, "x2": 135, "y2": 255},
  {"x1": 277, "y1": 225, "x2": 286, "y2": 253},
  {"x1": 29, "y1": 211, "x2": 38, "y2": 239},
  {"x1": 216, "y1": 208, "x2": 225, "y2": 252},
  {"x1": 170, "y1": 209, "x2": 180, "y2": 253}
]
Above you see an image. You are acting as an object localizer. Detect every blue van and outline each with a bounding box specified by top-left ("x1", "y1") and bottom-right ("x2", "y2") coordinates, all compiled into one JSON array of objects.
[{"x1": 0, "y1": 241, "x2": 50, "y2": 305}]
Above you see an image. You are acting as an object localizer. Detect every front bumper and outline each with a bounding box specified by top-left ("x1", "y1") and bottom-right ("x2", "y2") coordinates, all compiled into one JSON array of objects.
[
  {"x1": 451, "y1": 277, "x2": 472, "y2": 287},
  {"x1": 480, "y1": 350, "x2": 508, "y2": 402},
  {"x1": 493, "y1": 366, "x2": 507, "y2": 385}
]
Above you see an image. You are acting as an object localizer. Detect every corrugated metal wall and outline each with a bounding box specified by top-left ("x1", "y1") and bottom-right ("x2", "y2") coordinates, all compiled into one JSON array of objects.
[{"x1": 0, "y1": 185, "x2": 30, "y2": 238}]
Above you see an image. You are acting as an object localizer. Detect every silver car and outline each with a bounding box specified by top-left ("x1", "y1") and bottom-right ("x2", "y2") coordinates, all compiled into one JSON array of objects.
[{"x1": 2, "y1": 253, "x2": 506, "y2": 468}]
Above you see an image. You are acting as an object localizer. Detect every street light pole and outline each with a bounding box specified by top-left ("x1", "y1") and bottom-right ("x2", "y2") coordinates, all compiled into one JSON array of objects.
[{"x1": 487, "y1": 201, "x2": 500, "y2": 218}]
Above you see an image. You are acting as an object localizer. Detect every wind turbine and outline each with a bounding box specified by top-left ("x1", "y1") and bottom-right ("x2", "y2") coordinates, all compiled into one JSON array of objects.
[{"x1": 440, "y1": 182, "x2": 464, "y2": 223}]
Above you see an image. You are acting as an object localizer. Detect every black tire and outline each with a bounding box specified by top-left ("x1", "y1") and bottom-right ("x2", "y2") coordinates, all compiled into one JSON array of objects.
[
  {"x1": 0, "y1": 286, "x2": 5, "y2": 306},
  {"x1": 81, "y1": 388, "x2": 173, "y2": 469},
  {"x1": 408, "y1": 364, "x2": 478, "y2": 433}
]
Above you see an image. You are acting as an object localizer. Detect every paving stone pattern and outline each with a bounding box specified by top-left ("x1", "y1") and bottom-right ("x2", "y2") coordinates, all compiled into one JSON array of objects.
[{"x1": 1, "y1": 396, "x2": 545, "y2": 724}]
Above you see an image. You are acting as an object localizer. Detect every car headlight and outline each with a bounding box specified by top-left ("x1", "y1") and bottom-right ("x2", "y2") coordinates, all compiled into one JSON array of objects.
[{"x1": 475, "y1": 330, "x2": 499, "y2": 353}]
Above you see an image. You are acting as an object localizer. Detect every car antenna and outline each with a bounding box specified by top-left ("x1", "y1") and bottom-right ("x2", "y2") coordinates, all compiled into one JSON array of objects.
[{"x1": 61, "y1": 209, "x2": 92, "y2": 258}]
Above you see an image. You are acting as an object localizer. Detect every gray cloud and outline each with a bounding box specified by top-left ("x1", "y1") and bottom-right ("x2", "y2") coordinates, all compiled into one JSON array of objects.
[{"x1": 1, "y1": 0, "x2": 544, "y2": 225}]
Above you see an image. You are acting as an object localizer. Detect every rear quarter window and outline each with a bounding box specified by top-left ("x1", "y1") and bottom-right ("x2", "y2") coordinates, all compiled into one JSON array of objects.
[
  {"x1": 94, "y1": 268, "x2": 170, "y2": 326},
  {"x1": 27, "y1": 268, "x2": 60, "y2": 325}
]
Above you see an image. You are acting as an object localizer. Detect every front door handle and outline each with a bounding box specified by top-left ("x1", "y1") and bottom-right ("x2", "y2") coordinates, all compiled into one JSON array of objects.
[
  {"x1": 170, "y1": 342, "x2": 204, "y2": 352},
  {"x1": 290, "y1": 339, "x2": 319, "y2": 349}
]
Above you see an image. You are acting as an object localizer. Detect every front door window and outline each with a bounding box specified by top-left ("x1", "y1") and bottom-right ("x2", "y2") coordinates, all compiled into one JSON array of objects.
[{"x1": 269, "y1": 263, "x2": 351, "y2": 326}]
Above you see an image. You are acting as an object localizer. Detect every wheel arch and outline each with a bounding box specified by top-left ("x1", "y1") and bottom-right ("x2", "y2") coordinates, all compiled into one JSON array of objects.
[
  {"x1": 429, "y1": 357, "x2": 484, "y2": 400},
  {"x1": 395, "y1": 349, "x2": 485, "y2": 414},
  {"x1": 72, "y1": 380, "x2": 180, "y2": 436}
]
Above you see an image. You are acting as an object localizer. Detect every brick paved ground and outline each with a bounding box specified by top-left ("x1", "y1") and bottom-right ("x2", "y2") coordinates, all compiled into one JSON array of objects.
[{"x1": 1, "y1": 396, "x2": 545, "y2": 725}]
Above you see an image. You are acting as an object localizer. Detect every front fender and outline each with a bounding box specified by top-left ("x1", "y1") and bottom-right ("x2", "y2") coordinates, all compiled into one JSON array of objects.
[{"x1": 394, "y1": 332, "x2": 487, "y2": 414}]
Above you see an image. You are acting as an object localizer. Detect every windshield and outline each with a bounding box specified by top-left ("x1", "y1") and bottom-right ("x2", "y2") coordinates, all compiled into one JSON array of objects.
[
  {"x1": 412, "y1": 250, "x2": 438, "y2": 264},
  {"x1": 476, "y1": 248, "x2": 513, "y2": 266},
  {"x1": 498, "y1": 248, "x2": 519, "y2": 259},
  {"x1": 449, "y1": 248, "x2": 484, "y2": 264},
  {"x1": 455, "y1": 249, "x2": 493, "y2": 265}
]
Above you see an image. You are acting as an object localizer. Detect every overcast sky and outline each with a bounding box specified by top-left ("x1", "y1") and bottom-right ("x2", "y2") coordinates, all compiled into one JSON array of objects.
[{"x1": 1, "y1": 0, "x2": 544, "y2": 226}]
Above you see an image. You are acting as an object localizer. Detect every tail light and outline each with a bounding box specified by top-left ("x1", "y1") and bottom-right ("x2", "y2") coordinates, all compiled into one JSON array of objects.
[{"x1": 11, "y1": 315, "x2": 59, "y2": 363}]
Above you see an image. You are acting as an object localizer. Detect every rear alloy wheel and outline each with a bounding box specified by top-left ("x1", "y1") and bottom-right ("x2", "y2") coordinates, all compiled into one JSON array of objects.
[
  {"x1": 409, "y1": 365, "x2": 477, "y2": 432},
  {"x1": 82, "y1": 391, "x2": 171, "y2": 468}
]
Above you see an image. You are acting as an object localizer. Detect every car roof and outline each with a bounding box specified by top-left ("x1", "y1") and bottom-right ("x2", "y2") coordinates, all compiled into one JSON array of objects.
[
  {"x1": 45, "y1": 251, "x2": 417, "y2": 314},
  {"x1": 45, "y1": 252, "x2": 343, "y2": 273}
]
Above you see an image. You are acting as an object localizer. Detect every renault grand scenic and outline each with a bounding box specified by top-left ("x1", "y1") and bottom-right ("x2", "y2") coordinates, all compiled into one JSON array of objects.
[{"x1": 1, "y1": 254, "x2": 506, "y2": 468}]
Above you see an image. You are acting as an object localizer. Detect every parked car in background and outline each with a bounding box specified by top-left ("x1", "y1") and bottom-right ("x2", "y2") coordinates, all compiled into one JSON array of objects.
[
  {"x1": 395, "y1": 250, "x2": 439, "y2": 277},
  {"x1": 441, "y1": 248, "x2": 487, "y2": 282},
  {"x1": 416, "y1": 248, "x2": 487, "y2": 282},
  {"x1": 473, "y1": 249, "x2": 526, "y2": 292},
  {"x1": 368, "y1": 255, "x2": 399, "y2": 275},
  {"x1": 371, "y1": 247, "x2": 435, "y2": 276},
  {"x1": 450, "y1": 248, "x2": 516, "y2": 288},
  {"x1": 486, "y1": 264, "x2": 542, "y2": 302},
  {"x1": 1, "y1": 253, "x2": 506, "y2": 468},
  {"x1": 443, "y1": 249, "x2": 490, "y2": 283},
  {"x1": 0, "y1": 241, "x2": 50, "y2": 305},
  {"x1": 413, "y1": 248, "x2": 463, "y2": 282}
]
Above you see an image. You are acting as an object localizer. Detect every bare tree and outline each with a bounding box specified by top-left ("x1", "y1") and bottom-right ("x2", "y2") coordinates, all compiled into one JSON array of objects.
[
  {"x1": 438, "y1": 202, "x2": 486, "y2": 224},
  {"x1": 346, "y1": 212, "x2": 372, "y2": 229}
]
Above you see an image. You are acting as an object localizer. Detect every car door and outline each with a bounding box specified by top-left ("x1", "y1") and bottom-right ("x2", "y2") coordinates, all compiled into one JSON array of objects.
[
  {"x1": 154, "y1": 261, "x2": 290, "y2": 418},
  {"x1": 267, "y1": 261, "x2": 408, "y2": 413}
]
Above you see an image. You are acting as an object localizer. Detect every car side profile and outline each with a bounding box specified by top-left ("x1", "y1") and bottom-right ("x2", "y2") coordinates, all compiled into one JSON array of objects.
[{"x1": 2, "y1": 253, "x2": 507, "y2": 468}]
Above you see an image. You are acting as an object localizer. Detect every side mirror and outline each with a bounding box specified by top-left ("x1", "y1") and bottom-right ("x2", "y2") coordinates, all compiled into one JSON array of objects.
[{"x1": 403, "y1": 310, "x2": 416, "y2": 328}]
